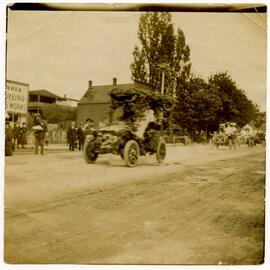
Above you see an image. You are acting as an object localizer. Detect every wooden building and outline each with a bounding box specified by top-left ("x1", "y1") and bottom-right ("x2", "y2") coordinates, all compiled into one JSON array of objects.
[
  {"x1": 28, "y1": 89, "x2": 66, "y2": 114},
  {"x1": 5, "y1": 79, "x2": 29, "y2": 124}
]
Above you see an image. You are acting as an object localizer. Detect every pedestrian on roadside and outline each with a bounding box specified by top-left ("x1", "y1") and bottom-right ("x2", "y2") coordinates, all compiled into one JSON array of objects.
[
  {"x1": 67, "y1": 121, "x2": 77, "y2": 151},
  {"x1": 83, "y1": 118, "x2": 95, "y2": 137},
  {"x1": 13, "y1": 121, "x2": 20, "y2": 150},
  {"x1": 19, "y1": 123, "x2": 28, "y2": 149},
  {"x1": 33, "y1": 115, "x2": 47, "y2": 155},
  {"x1": 77, "y1": 121, "x2": 84, "y2": 151},
  {"x1": 5, "y1": 121, "x2": 14, "y2": 156}
]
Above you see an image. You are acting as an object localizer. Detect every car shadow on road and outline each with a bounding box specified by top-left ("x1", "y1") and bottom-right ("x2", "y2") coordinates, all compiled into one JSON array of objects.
[{"x1": 92, "y1": 160, "x2": 181, "y2": 168}]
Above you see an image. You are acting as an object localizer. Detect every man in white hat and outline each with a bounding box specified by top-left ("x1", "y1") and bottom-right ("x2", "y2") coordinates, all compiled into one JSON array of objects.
[{"x1": 224, "y1": 122, "x2": 237, "y2": 146}]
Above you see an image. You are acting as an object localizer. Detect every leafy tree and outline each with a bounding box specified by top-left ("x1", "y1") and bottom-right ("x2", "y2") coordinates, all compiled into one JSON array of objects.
[
  {"x1": 130, "y1": 12, "x2": 191, "y2": 96},
  {"x1": 41, "y1": 104, "x2": 77, "y2": 124},
  {"x1": 172, "y1": 75, "x2": 222, "y2": 135},
  {"x1": 173, "y1": 72, "x2": 259, "y2": 135},
  {"x1": 253, "y1": 111, "x2": 265, "y2": 130},
  {"x1": 208, "y1": 72, "x2": 259, "y2": 127}
]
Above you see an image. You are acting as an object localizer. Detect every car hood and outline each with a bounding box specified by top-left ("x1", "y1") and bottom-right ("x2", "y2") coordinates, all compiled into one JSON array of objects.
[{"x1": 98, "y1": 122, "x2": 132, "y2": 135}]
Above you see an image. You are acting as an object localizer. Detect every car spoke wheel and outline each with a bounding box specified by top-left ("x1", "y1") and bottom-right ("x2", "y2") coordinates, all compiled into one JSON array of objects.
[
  {"x1": 156, "y1": 140, "x2": 166, "y2": 163},
  {"x1": 83, "y1": 140, "x2": 98, "y2": 163},
  {"x1": 123, "y1": 140, "x2": 139, "y2": 167}
]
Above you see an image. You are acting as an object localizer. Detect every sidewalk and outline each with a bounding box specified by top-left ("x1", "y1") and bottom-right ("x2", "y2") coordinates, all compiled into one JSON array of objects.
[{"x1": 13, "y1": 143, "x2": 70, "y2": 154}]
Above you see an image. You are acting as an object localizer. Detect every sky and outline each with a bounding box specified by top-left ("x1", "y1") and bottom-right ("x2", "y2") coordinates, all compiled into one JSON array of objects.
[{"x1": 6, "y1": 8, "x2": 267, "y2": 110}]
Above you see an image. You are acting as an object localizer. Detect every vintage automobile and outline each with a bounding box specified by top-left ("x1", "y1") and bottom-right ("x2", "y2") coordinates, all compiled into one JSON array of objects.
[{"x1": 83, "y1": 87, "x2": 174, "y2": 167}]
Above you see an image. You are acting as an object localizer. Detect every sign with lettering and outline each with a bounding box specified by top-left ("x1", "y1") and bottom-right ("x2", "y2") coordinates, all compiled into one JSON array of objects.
[{"x1": 6, "y1": 81, "x2": 29, "y2": 114}]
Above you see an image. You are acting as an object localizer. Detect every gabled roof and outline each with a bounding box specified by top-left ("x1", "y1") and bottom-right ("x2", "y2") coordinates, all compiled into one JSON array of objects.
[
  {"x1": 79, "y1": 81, "x2": 152, "y2": 104},
  {"x1": 29, "y1": 89, "x2": 65, "y2": 100},
  {"x1": 64, "y1": 97, "x2": 79, "y2": 102}
]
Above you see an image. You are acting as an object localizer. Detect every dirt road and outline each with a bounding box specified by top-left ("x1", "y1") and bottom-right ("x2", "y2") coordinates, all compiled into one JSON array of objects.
[{"x1": 4, "y1": 145, "x2": 265, "y2": 264}]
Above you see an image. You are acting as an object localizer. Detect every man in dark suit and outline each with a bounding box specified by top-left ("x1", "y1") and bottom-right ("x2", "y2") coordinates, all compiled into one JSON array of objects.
[
  {"x1": 77, "y1": 121, "x2": 84, "y2": 151},
  {"x1": 67, "y1": 121, "x2": 77, "y2": 151}
]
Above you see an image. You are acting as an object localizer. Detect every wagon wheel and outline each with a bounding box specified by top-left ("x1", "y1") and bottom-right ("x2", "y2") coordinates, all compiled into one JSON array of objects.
[
  {"x1": 83, "y1": 140, "x2": 99, "y2": 164},
  {"x1": 123, "y1": 140, "x2": 140, "y2": 167},
  {"x1": 156, "y1": 140, "x2": 166, "y2": 163}
]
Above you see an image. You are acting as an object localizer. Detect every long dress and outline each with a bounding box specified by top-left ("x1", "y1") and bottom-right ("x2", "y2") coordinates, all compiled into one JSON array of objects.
[
  {"x1": 5, "y1": 126, "x2": 13, "y2": 156},
  {"x1": 20, "y1": 127, "x2": 27, "y2": 146}
]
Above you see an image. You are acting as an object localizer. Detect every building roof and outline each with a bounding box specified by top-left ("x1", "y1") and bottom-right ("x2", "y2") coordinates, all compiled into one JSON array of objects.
[
  {"x1": 79, "y1": 81, "x2": 152, "y2": 104},
  {"x1": 29, "y1": 89, "x2": 65, "y2": 100},
  {"x1": 6, "y1": 79, "x2": 30, "y2": 86},
  {"x1": 64, "y1": 97, "x2": 79, "y2": 102}
]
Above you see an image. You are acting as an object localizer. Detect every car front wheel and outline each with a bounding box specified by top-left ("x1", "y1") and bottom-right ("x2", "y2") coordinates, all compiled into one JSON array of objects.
[{"x1": 83, "y1": 139, "x2": 99, "y2": 164}]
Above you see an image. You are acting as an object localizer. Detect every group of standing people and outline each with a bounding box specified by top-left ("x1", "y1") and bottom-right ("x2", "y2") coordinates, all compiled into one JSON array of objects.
[
  {"x1": 67, "y1": 118, "x2": 95, "y2": 151},
  {"x1": 5, "y1": 121, "x2": 28, "y2": 156},
  {"x1": 5, "y1": 116, "x2": 94, "y2": 156}
]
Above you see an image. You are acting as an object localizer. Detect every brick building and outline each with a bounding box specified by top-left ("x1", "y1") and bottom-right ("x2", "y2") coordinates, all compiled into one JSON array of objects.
[{"x1": 77, "y1": 78, "x2": 152, "y2": 126}]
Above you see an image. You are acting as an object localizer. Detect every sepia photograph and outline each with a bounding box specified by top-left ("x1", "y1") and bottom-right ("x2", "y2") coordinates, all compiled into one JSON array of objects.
[{"x1": 3, "y1": 1, "x2": 267, "y2": 266}]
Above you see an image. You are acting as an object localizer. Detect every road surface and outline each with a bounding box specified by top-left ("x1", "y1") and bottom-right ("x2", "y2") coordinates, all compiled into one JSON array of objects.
[{"x1": 4, "y1": 144, "x2": 265, "y2": 264}]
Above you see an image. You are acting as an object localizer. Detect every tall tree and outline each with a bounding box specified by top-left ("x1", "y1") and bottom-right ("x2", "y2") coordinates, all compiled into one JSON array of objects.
[{"x1": 130, "y1": 12, "x2": 191, "y2": 96}]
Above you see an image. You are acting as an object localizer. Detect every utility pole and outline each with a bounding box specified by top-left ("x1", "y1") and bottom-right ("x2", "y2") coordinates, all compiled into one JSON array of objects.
[
  {"x1": 161, "y1": 69, "x2": 165, "y2": 96},
  {"x1": 157, "y1": 62, "x2": 169, "y2": 95}
]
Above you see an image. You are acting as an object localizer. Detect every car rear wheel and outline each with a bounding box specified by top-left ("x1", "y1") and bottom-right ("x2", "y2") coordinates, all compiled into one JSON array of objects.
[
  {"x1": 156, "y1": 140, "x2": 166, "y2": 163},
  {"x1": 123, "y1": 140, "x2": 139, "y2": 167}
]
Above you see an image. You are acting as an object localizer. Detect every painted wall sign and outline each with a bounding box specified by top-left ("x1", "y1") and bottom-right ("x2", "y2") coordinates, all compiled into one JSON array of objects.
[{"x1": 6, "y1": 81, "x2": 29, "y2": 114}]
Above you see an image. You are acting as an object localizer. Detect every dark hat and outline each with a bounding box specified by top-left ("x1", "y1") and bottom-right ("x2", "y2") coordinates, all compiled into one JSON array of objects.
[{"x1": 86, "y1": 118, "x2": 93, "y2": 122}]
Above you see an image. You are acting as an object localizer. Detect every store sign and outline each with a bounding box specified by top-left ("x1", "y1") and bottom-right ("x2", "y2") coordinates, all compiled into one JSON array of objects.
[{"x1": 6, "y1": 82, "x2": 28, "y2": 114}]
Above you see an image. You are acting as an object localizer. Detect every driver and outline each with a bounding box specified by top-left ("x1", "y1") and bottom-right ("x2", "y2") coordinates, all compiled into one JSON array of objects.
[
  {"x1": 134, "y1": 109, "x2": 155, "y2": 139},
  {"x1": 84, "y1": 118, "x2": 95, "y2": 135}
]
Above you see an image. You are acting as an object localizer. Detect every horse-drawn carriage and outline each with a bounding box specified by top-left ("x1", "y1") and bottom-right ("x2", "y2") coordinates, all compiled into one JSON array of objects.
[
  {"x1": 83, "y1": 87, "x2": 174, "y2": 167},
  {"x1": 210, "y1": 122, "x2": 239, "y2": 149},
  {"x1": 246, "y1": 132, "x2": 265, "y2": 148},
  {"x1": 210, "y1": 132, "x2": 237, "y2": 149}
]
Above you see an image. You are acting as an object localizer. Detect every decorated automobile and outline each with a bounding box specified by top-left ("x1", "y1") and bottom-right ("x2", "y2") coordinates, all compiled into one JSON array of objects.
[{"x1": 83, "y1": 87, "x2": 174, "y2": 167}]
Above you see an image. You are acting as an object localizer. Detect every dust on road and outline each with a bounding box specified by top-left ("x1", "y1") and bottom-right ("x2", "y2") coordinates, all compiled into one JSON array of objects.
[{"x1": 4, "y1": 145, "x2": 265, "y2": 264}]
